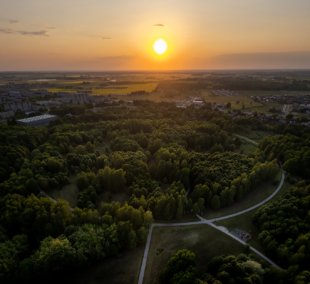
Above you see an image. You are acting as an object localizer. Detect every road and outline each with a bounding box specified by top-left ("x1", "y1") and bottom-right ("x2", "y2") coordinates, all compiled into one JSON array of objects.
[
  {"x1": 137, "y1": 167, "x2": 285, "y2": 284},
  {"x1": 282, "y1": 104, "x2": 290, "y2": 116}
]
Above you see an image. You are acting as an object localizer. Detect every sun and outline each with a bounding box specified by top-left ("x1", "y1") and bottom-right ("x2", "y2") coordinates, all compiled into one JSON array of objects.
[{"x1": 153, "y1": 39, "x2": 168, "y2": 55}]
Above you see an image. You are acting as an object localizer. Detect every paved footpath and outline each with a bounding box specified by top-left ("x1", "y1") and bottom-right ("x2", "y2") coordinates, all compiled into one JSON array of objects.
[
  {"x1": 233, "y1": 134, "x2": 258, "y2": 146},
  {"x1": 199, "y1": 216, "x2": 282, "y2": 270},
  {"x1": 138, "y1": 221, "x2": 204, "y2": 284},
  {"x1": 138, "y1": 169, "x2": 285, "y2": 284},
  {"x1": 207, "y1": 171, "x2": 285, "y2": 222}
]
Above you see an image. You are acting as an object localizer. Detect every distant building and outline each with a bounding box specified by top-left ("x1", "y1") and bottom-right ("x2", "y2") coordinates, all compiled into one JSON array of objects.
[
  {"x1": 193, "y1": 101, "x2": 204, "y2": 106},
  {"x1": 36, "y1": 100, "x2": 62, "y2": 107},
  {"x1": 16, "y1": 114, "x2": 58, "y2": 127}
]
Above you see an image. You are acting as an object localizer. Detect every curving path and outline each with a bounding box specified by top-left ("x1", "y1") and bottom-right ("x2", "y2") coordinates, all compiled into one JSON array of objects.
[
  {"x1": 233, "y1": 134, "x2": 258, "y2": 146},
  {"x1": 39, "y1": 188, "x2": 57, "y2": 203},
  {"x1": 207, "y1": 170, "x2": 285, "y2": 222},
  {"x1": 138, "y1": 221, "x2": 204, "y2": 284},
  {"x1": 39, "y1": 188, "x2": 74, "y2": 211},
  {"x1": 138, "y1": 168, "x2": 285, "y2": 284}
]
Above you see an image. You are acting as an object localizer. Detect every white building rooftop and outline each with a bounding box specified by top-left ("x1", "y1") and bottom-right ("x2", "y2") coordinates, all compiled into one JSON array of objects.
[{"x1": 16, "y1": 114, "x2": 57, "y2": 123}]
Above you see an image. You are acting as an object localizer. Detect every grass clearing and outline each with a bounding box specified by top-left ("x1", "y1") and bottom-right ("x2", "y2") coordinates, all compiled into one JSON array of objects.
[
  {"x1": 66, "y1": 245, "x2": 145, "y2": 284},
  {"x1": 46, "y1": 175, "x2": 78, "y2": 207},
  {"x1": 97, "y1": 191, "x2": 130, "y2": 207},
  {"x1": 203, "y1": 170, "x2": 282, "y2": 220},
  {"x1": 111, "y1": 191, "x2": 130, "y2": 205},
  {"x1": 154, "y1": 212, "x2": 200, "y2": 224},
  {"x1": 215, "y1": 180, "x2": 292, "y2": 254},
  {"x1": 243, "y1": 102, "x2": 283, "y2": 114},
  {"x1": 238, "y1": 131, "x2": 275, "y2": 143},
  {"x1": 144, "y1": 224, "x2": 268, "y2": 284},
  {"x1": 234, "y1": 141, "x2": 257, "y2": 155}
]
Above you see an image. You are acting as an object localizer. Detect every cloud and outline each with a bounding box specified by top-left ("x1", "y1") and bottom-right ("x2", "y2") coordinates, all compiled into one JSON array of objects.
[
  {"x1": 45, "y1": 26, "x2": 56, "y2": 30},
  {"x1": 153, "y1": 24, "x2": 165, "y2": 27},
  {"x1": 0, "y1": 26, "x2": 50, "y2": 37},
  {"x1": 0, "y1": 28, "x2": 13, "y2": 34},
  {"x1": 102, "y1": 37, "x2": 112, "y2": 39},
  {"x1": 17, "y1": 30, "x2": 49, "y2": 37},
  {"x1": 10, "y1": 20, "x2": 20, "y2": 24},
  {"x1": 98, "y1": 55, "x2": 135, "y2": 60},
  {"x1": 204, "y1": 51, "x2": 310, "y2": 69}
]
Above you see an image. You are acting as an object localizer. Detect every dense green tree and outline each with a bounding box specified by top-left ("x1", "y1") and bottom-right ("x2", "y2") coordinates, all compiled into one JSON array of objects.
[{"x1": 211, "y1": 195, "x2": 221, "y2": 210}]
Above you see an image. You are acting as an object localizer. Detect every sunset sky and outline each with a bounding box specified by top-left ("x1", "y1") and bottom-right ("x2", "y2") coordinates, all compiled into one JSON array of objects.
[{"x1": 1, "y1": 0, "x2": 310, "y2": 70}]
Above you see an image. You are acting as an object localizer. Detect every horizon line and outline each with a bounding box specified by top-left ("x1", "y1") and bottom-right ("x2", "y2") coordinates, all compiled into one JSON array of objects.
[{"x1": 2, "y1": 68, "x2": 310, "y2": 73}]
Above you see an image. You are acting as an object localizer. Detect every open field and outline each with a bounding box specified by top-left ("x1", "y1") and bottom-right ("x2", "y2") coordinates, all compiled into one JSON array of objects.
[
  {"x1": 237, "y1": 90, "x2": 309, "y2": 97},
  {"x1": 154, "y1": 212, "x2": 200, "y2": 224},
  {"x1": 111, "y1": 91, "x2": 194, "y2": 102},
  {"x1": 234, "y1": 141, "x2": 257, "y2": 156},
  {"x1": 46, "y1": 175, "x2": 78, "y2": 207},
  {"x1": 92, "y1": 84, "x2": 158, "y2": 95},
  {"x1": 199, "y1": 89, "x2": 310, "y2": 113},
  {"x1": 31, "y1": 88, "x2": 77, "y2": 93},
  {"x1": 203, "y1": 170, "x2": 282, "y2": 220},
  {"x1": 243, "y1": 102, "x2": 284, "y2": 114},
  {"x1": 31, "y1": 83, "x2": 158, "y2": 96},
  {"x1": 51, "y1": 80, "x2": 95, "y2": 85},
  {"x1": 65, "y1": 245, "x2": 145, "y2": 284},
  {"x1": 200, "y1": 90, "x2": 263, "y2": 109},
  {"x1": 144, "y1": 224, "x2": 268, "y2": 284},
  {"x1": 215, "y1": 180, "x2": 292, "y2": 254}
]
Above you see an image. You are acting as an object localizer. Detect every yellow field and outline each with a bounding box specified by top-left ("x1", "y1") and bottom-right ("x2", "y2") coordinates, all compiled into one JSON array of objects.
[
  {"x1": 110, "y1": 91, "x2": 194, "y2": 102},
  {"x1": 92, "y1": 84, "x2": 158, "y2": 95},
  {"x1": 31, "y1": 83, "x2": 158, "y2": 95},
  {"x1": 31, "y1": 88, "x2": 77, "y2": 93},
  {"x1": 54, "y1": 80, "x2": 95, "y2": 84}
]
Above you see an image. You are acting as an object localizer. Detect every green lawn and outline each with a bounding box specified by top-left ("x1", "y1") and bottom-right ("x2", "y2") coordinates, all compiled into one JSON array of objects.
[
  {"x1": 154, "y1": 212, "x2": 200, "y2": 224},
  {"x1": 203, "y1": 170, "x2": 282, "y2": 220},
  {"x1": 234, "y1": 141, "x2": 257, "y2": 156},
  {"x1": 243, "y1": 102, "x2": 284, "y2": 114},
  {"x1": 144, "y1": 224, "x2": 269, "y2": 284},
  {"x1": 46, "y1": 175, "x2": 78, "y2": 207},
  {"x1": 97, "y1": 191, "x2": 130, "y2": 207},
  {"x1": 112, "y1": 191, "x2": 130, "y2": 205},
  {"x1": 237, "y1": 131, "x2": 275, "y2": 143},
  {"x1": 214, "y1": 180, "x2": 293, "y2": 254}
]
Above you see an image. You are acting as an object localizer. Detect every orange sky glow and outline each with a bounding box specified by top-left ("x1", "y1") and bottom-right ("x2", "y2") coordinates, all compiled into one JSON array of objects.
[{"x1": 1, "y1": 0, "x2": 310, "y2": 70}]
